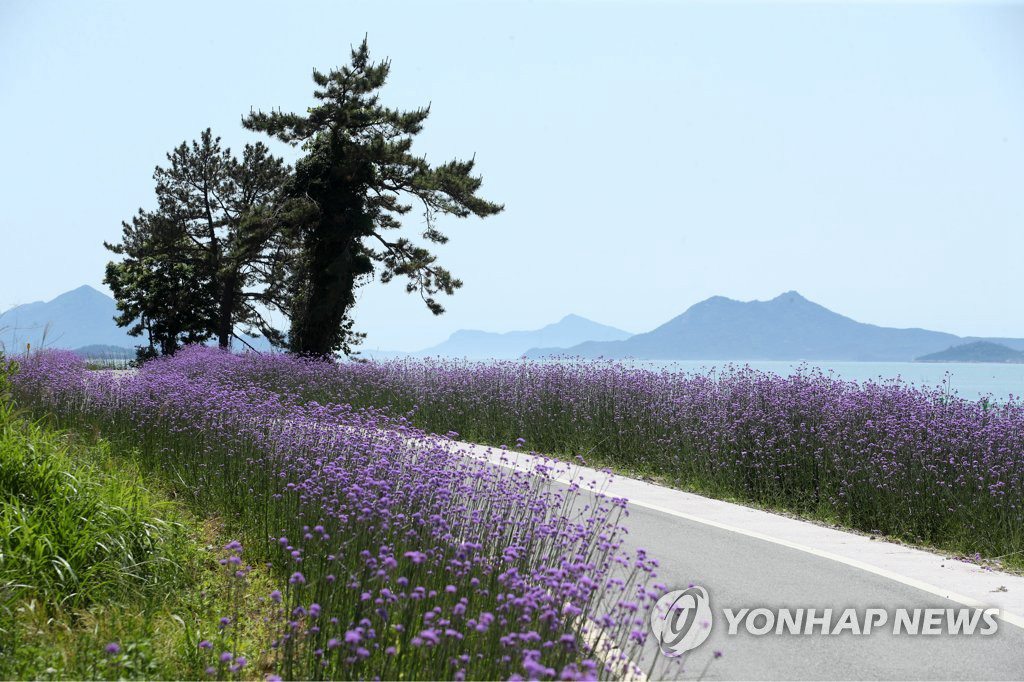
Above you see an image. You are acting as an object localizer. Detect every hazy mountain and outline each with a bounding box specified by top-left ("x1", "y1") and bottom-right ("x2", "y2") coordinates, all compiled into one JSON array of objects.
[
  {"x1": 1, "y1": 285, "x2": 272, "y2": 353},
  {"x1": 960, "y1": 336, "x2": 1024, "y2": 352},
  {"x1": 917, "y1": 341, "x2": 1024, "y2": 364},
  {"x1": 2, "y1": 286, "x2": 625, "y2": 360},
  {"x1": 526, "y1": 291, "x2": 1021, "y2": 362},
  {"x1": 73, "y1": 344, "x2": 135, "y2": 359},
  {"x1": 0, "y1": 285, "x2": 136, "y2": 351},
  {"x1": 15, "y1": 286, "x2": 1022, "y2": 364},
  {"x1": 383, "y1": 314, "x2": 633, "y2": 360}
]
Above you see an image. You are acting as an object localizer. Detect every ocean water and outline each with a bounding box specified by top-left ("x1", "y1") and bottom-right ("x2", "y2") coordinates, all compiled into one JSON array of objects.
[{"x1": 629, "y1": 360, "x2": 1024, "y2": 402}]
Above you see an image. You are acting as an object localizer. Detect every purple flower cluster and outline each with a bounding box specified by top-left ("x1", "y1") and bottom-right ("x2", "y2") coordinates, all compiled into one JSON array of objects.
[
  {"x1": 203, "y1": 353, "x2": 1024, "y2": 563},
  {"x1": 12, "y1": 348, "x2": 663, "y2": 680}
]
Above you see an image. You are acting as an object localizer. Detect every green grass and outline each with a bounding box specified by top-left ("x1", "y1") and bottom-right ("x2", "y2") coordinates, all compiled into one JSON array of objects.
[
  {"x1": 0, "y1": 405, "x2": 185, "y2": 611},
  {"x1": 0, "y1": 398, "x2": 276, "y2": 680}
]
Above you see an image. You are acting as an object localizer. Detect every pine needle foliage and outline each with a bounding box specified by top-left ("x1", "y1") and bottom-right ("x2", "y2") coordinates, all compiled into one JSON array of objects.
[{"x1": 245, "y1": 39, "x2": 504, "y2": 356}]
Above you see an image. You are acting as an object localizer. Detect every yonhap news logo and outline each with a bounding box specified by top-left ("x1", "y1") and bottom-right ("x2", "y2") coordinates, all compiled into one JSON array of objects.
[
  {"x1": 650, "y1": 586, "x2": 1000, "y2": 656},
  {"x1": 650, "y1": 586, "x2": 714, "y2": 656}
]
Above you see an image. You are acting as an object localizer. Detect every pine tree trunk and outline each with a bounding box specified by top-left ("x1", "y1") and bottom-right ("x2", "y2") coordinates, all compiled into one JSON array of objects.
[
  {"x1": 216, "y1": 272, "x2": 236, "y2": 349},
  {"x1": 290, "y1": 235, "x2": 357, "y2": 356},
  {"x1": 290, "y1": 209, "x2": 373, "y2": 357}
]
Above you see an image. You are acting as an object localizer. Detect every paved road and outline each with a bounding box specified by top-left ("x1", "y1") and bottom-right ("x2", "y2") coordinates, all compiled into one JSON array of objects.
[
  {"x1": 606, "y1": 502, "x2": 1024, "y2": 680},
  {"x1": 447, "y1": 439, "x2": 1024, "y2": 681}
]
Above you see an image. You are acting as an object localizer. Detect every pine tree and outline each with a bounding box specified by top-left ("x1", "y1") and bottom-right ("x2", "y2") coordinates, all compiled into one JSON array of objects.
[
  {"x1": 104, "y1": 211, "x2": 214, "y2": 357},
  {"x1": 105, "y1": 130, "x2": 294, "y2": 355},
  {"x1": 153, "y1": 130, "x2": 294, "y2": 348},
  {"x1": 244, "y1": 39, "x2": 503, "y2": 356}
]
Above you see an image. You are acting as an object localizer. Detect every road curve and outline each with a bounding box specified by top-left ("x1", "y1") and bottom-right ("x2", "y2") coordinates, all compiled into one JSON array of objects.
[
  {"x1": 625, "y1": 503, "x2": 1024, "y2": 680},
  {"x1": 442, "y1": 438, "x2": 1024, "y2": 680}
]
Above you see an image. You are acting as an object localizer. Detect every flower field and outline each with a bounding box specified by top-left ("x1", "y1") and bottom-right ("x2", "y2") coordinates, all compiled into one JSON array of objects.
[
  {"x1": 10, "y1": 349, "x2": 663, "y2": 680},
  {"x1": 224, "y1": 353, "x2": 1024, "y2": 568},
  {"x1": 12, "y1": 346, "x2": 1023, "y2": 679}
]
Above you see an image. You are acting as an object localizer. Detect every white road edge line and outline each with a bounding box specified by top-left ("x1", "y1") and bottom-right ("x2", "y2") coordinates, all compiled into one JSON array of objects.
[
  {"x1": 445, "y1": 439, "x2": 1024, "y2": 633},
  {"x1": 624, "y1": 498, "x2": 1024, "y2": 631}
]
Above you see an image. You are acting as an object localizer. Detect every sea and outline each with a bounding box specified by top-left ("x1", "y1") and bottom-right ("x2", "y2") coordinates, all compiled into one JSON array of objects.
[{"x1": 630, "y1": 360, "x2": 1024, "y2": 403}]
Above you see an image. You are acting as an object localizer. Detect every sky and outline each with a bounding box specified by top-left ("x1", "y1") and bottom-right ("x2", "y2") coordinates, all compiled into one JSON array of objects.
[{"x1": 1, "y1": 0, "x2": 1022, "y2": 351}]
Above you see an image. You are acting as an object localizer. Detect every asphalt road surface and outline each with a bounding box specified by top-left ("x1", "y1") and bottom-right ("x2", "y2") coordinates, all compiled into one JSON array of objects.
[
  {"x1": 618, "y1": 503, "x2": 1024, "y2": 680},
  {"x1": 448, "y1": 437, "x2": 1024, "y2": 681}
]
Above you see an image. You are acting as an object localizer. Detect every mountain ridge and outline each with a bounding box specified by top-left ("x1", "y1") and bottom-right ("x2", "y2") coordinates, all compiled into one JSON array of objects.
[
  {"x1": 1, "y1": 285, "x2": 273, "y2": 354},
  {"x1": 8, "y1": 286, "x2": 1024, "y2": 362},
  {"x1": 371, "y1": 314, "x2": 633, "y2": 360},
  {"x1": 2, "y1": 286, "x2": 629, "y2": 360},
  {"x1": 526, "y1": 291, "x2": 1024, "y2": 361},
  {"x1": 0, "y1": 285, "x2": 137, "y2": 351}
]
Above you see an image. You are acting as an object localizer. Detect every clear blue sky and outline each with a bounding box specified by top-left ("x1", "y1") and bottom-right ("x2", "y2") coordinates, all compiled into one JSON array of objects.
[{"x1": 2, "y1": 0, "x2": 1022, "y2": 351}]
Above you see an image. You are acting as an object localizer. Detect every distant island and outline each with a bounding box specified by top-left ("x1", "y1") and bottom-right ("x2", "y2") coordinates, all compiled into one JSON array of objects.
[
  {"x1": 916, "y1": 341, "x2": 1024, "y2": 364},
  {"x1": 525, "y1": 291, "x2": 1024, "y2": 362},
  {"x1": 398, "y1": 314, "x2": 631, "y2": 360},
  {"x1": 73, "y1": 344, "x2": 135, "y2": 360},
  {"x1": 0, "y1": 285, "x2": 137, "y2": 351},
  {"x1": 8, "y1": 286, "x2": 1024, "y2": 363}
]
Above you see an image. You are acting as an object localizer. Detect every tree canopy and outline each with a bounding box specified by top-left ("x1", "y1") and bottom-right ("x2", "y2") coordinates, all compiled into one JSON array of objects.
[
  {"x1": 107, "y1": 40, "x2": 501, "y2": 359},
  {"x1": 104, "y1": 210, "x2": 214, "y2": 357},
  {"x1": 244, "y1": 39, "x2": 503, "y2": 356},
  {"x1": 105, "y1": 130, "x2": 292, "y2": 356}
]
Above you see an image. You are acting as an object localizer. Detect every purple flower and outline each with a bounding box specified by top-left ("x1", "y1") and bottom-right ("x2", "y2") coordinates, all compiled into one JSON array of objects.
[
  {"x1": 418, "y1": 629, "x2": 441, "y2": 646},
  {"x1": 104, "y1": 642, "x2": 121, "y2": 655}
]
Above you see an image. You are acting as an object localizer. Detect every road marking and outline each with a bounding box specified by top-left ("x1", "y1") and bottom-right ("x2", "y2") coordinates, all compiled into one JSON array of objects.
[
  {"x1": 605, "y1": 498, "x2": 1024, "y2": 632},
  {"x1": 449, "y1": 439, "x2": 1024, "y2": 632}
]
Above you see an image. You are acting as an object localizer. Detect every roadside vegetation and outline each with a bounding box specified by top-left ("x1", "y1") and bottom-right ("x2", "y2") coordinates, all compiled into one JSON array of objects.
[
  {"x1": 9, "y1": 349, "x2": 663, "y2": 680},
  {"x1": 221, "y1": 352, "x2": 1024, "y2": 571},
  {"x1": 0, "y1": 355, "x2": 276, "y2": 680}
]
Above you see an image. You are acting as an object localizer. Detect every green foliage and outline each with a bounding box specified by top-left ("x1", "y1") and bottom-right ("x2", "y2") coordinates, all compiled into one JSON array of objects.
[
  {"x1": 245, "y1": 39, "x2": 504, "y2": 356},
  {"x1": 0, "y1": 404, "x2": 186, "y2": 612},
  {"x1": 105, "y1": 129, "x2": 293, "y2": 356},
  {"x1": 0, "y1": 404, "x2": 276, "y2": 680},
  {"x1": 106, "y1": 40, "x2": 502, "y2": 358},
  {"x1": 0, "y1": 354, "x2": 16, "y2": 403},
  {"x1": 105, "y1": 211, "x2": 215, "y2": 357}
]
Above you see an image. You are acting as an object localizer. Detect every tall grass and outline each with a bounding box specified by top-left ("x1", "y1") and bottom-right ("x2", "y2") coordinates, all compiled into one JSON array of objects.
[
  {"x1": 0, "y1": 354, "x2": 279, "y2": 680},
  {"x1": 0, "y1": 401, "x2": 184, "y2": 610}
]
